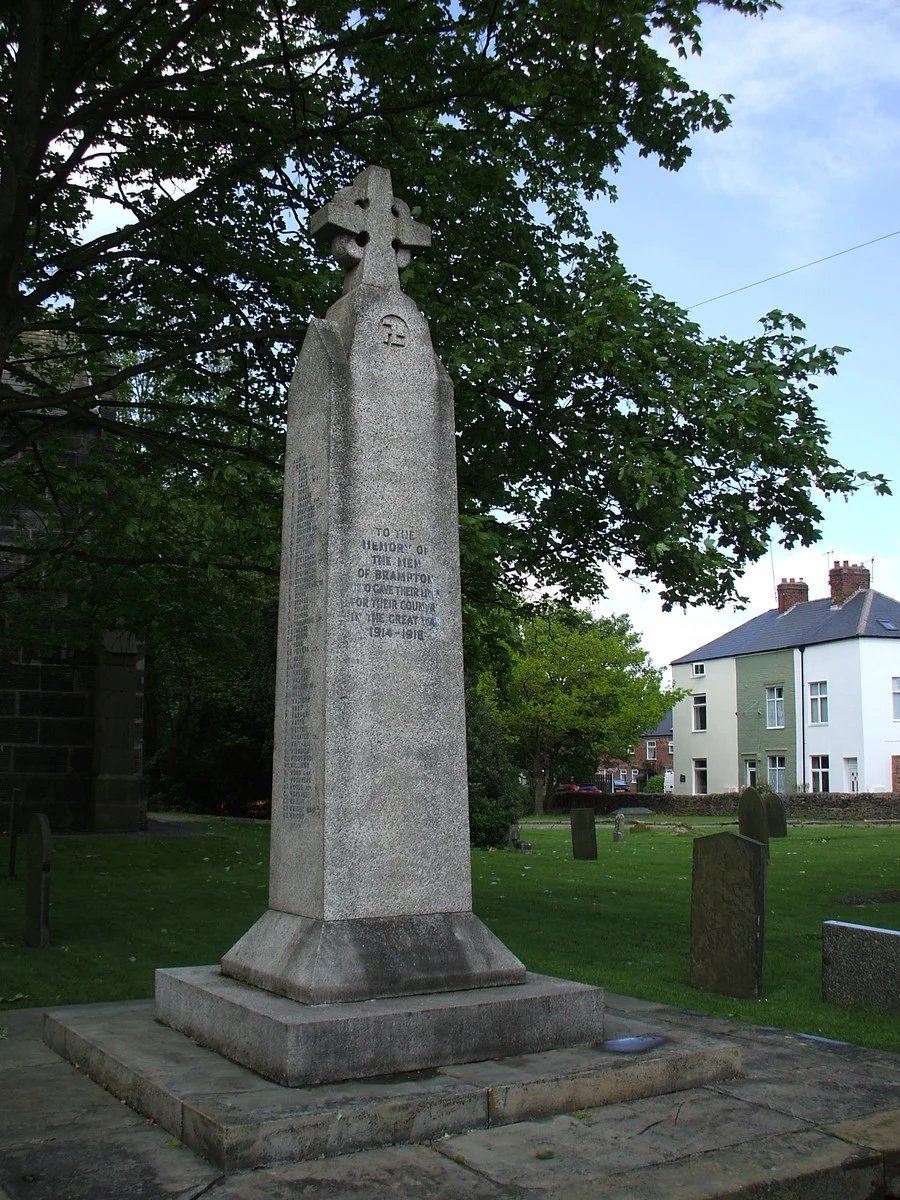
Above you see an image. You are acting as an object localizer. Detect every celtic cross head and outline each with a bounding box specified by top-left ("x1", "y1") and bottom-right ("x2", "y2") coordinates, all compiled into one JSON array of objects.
[{"x1": 310, "y1": 166, "x2": 431, "y2": 293}]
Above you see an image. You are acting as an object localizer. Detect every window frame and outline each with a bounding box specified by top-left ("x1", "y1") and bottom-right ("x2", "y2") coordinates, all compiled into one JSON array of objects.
[
  {"x1": 766, "y1": 685, "x2": 785, "y2": 730},
  {"x1": 767, "y1": 754, "x2": 786, "y2": 792},
  {"x1": 693, "y1": 758, "x2": 708, "y2": 795},
  {"x1": 692, "y1": 693, "x2": 708, "y2": 732},
  {"x1": 646, "y1": 739, "x2": 657, "y2": 761},
  {"x1": 809, "y1": 680, "x2": 828, "y2": 725},
  {"x1": 893, "y1": 677, "x2": 900, "y2": 721},
  {"x1": 692, "y1": 662, "x2": 706, "y2": 677},
  {"x1": 810, "y1": 754, "x2": 830, "y2": 793}
]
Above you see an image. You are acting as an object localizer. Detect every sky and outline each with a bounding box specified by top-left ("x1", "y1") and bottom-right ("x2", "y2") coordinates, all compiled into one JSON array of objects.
[{"x1": 587, "y1": 0, "x2": 900, "y2": 676}]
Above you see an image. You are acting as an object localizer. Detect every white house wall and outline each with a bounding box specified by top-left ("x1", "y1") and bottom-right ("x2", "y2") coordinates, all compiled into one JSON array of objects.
[
  {"x1": 802, "y1": 640, "x2": 863, "y2": 790},
  {"x1": 859, "y1": 639, "x2": 900, "y2": 790},
  {"x1": 672, "y1": 658, "x2": 738, "y2": 794}
]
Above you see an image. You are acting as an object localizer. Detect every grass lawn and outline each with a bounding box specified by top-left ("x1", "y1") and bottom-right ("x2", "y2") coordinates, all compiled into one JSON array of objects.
[{"x1": 2, "y1": 818, "x2": 899, "y2": 1053}]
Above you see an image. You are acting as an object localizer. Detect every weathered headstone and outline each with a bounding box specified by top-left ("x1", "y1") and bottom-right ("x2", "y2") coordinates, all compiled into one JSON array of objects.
[
  {"x1": 764, "y1": 790, "x2": 787, "y2": 839},
  {"x1": 155, "y1": 167, "x2": 603, "y2": 1085},
  {"x1": 24, "y1": 813, "x2": 51, "y2": 948},
  {"x1": 506, "y1": 823, "x2": 520, "y2": 851},
  {"x1": 570, "y1": 808, "x2": 598, "y2": 859},
  {"x1": 690, "y1": 832, "x2": 766, "y2": 998},
  {"x1": 738, "y1": 786, "x2": 769, "y2": 860},
  {"x1": 613, "y1": 813, "x2": 626, "y2": 844}
]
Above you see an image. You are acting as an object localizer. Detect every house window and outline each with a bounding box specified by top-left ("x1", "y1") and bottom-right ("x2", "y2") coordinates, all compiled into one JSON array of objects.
[
  {"x1": 746, "y1": 760, "x2": 758, "y2": 787},
  {"x1": 631, "y1": 768, "x2": 639, "y2": 781},
  {"x1": 692, "y1": 663, "x2": 706, "y2": 677},
  {"x1": 668, "y1": 740, "x2": 674, "y2": 756},
  {"x1": 693, "y1": 758, "x2": 708, "y2": 794},
  {"x1": 811, "y1": 755, "x2": 830, "y2": 792},
  {"x1": 646, "y1": 739, "x2": 657, "y2": 761},
  {"x1": 766, "y1": 686, "x2": 785, "y2": 729},
  {"x1": 809, "y1": 681, "x2": 828, "y2": 724},
  {"x1": 893, "y1": 678, "x2": 900, "y2": 720},
  {"x1": 692, "y1": 694, "x2": 708, "y2": 731},
  {"x1": 768, "y1": 755, "x2": 786, "y2": 792}
]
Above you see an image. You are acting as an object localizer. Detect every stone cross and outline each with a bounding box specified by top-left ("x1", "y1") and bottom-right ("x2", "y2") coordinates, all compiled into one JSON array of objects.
[{"x1": 310, "y1": 166, "x2": 431, "y2": 293}]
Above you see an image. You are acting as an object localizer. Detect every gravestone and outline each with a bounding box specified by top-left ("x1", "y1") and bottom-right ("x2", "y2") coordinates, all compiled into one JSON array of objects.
[
  {"x1": 155, "y1": 167, "x2": 603, "y2": 1085},
  {"x1": 764, "y1": 790, "x2": 787, "y2": 839},
  {"x1": 738, "y1": 786, "x2": 769, "y2": 859},
  {"x1": 690, "y1": 832, "x2": 766, "y2": 998},
  {"x1": 570, "y1": 808, "x2": 598, "y2": 859},
  {"x1": 822, "y1": 920, "x2": 900, "y2": 1012},
  {"x1": 613, "y1": 813, "x2": 626, "y2": 844},
  {"x1": 507, "y1": 823, "x2": 520, "y2": 851},
  {"x1": 24, "y1": 813, "x2": 51, "y2": 948}
]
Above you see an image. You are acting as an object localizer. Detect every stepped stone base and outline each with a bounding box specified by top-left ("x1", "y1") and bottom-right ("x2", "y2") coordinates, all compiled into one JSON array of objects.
[
  {"x1": 43, "y1": 998, "x2": 742, "y2": 1170},
  {"x1": 155, "y1": 966, "x2": 603, "y2": 1086},
  {"x1": 220, "y1": 909, "x2": 526, "y2": 1003}
]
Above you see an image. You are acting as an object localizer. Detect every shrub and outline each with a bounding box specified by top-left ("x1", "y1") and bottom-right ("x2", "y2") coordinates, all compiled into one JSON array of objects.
[
  {"x1": 644, "y1": 774, "x2": 665, "y2": 793},
  {"x1": 465, "y1": 681, "x2": 524, "y2": 847}
]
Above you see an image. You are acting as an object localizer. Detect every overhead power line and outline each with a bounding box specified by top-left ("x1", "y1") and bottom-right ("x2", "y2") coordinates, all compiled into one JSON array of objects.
[{"x1": 687, "y1": 228, "x2": 900, "y2": 311}]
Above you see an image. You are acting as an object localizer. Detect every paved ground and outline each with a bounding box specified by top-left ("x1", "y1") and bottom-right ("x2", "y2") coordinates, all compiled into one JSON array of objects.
[{"x1": 3, "y1": 992, "x2": 900, "y2": 1199}]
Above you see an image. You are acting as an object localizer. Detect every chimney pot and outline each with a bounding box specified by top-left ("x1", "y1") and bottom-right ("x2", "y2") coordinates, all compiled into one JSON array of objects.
[
  {"x1": 777, "y1": 577, "x2": 809, "y2": 612},
  {"x1": 829, "y1": 559, "x2": 870, "y2": 605}
]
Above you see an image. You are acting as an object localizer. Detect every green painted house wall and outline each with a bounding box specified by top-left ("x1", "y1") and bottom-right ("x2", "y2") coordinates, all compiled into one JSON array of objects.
[{"x1": 736, "y1": 650, "x2": 796, "y2": 791}]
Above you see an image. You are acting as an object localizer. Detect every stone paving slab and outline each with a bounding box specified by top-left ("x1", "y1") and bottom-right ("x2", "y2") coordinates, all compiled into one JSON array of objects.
[
  {"x1": 0, "y1": 1126, "x2": 220, "y2": 1200},
  {"x1": 199, "y1": 1144, "x2": 511, "y2": 1199},
  {"x1": 547, "y1": 1128, "x2": 884, "y2": 1200},
  {"x1": 436, "y1": 1087, "x2": 811, "y2": 1188}
]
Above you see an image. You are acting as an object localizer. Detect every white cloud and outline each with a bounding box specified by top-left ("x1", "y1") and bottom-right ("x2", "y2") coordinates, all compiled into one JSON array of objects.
[{"x1": 669, "y1": 0, "x2": 900, "y2": 225}]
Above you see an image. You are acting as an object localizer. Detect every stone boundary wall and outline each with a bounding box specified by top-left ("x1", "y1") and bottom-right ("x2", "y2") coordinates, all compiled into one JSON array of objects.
[{"x1": 645, "y1": 791, "x2": 900, "y2": 821}]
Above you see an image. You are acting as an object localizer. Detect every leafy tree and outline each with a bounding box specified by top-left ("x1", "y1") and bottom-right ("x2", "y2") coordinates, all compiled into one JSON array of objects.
[
  {"x1": 497, "y1": 604, "x2": 679, "y2": 813},
  {"x1": 1, "y1": 0, "x2": 889, "y2": 667}
]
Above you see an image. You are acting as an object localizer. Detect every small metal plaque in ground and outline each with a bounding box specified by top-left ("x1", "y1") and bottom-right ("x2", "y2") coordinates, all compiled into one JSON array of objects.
[
  {"x1": 602, "y1": 1036, "x2": 667, "y2": 1054},
  {"x1": 24, "y1": 813, "x2": 51, "y2": 948},
  {"x1": 570, "y1": 808, "x2": 598, "y2": 860}
]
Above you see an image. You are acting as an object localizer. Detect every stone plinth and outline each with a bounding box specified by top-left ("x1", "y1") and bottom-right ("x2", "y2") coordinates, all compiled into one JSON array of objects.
[{"x1": 156, "y1": 967, "x2": 604, "y2": 1087}]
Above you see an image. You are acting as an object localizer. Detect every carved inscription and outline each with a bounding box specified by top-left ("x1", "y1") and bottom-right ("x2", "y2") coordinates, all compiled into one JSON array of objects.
[
  {"x1": 380, "y1": 314, "x2": 408, "y2": 348},
  {"x1": 350, "y1": 525, "x2": 442, "y2": 642},
  {"x1": 283, "y1": 461, "x2": 318, "y2": 819}
]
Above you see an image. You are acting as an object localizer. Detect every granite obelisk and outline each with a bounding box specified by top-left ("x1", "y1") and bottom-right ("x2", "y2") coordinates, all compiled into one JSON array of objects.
[
  {"x1": 220, "y1": 164, "x2": 524, "y2": 1001},
  {"x1": 155, "y1": 167, "x2": 603, "y2": 1085}
]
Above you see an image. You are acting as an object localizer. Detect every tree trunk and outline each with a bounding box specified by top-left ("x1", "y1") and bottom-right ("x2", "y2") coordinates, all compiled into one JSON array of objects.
[{"x1": 530, "y1": 748, "x2": 545, "y2": 815}]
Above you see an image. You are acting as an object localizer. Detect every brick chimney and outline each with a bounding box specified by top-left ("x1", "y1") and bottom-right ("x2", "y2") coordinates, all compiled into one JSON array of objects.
[
  {"x1": 829, "y1": 560, "x2": 870, "y2": 605},
  {"x1": 777, "y1": 577, "x2": 809, "y2": 612}
]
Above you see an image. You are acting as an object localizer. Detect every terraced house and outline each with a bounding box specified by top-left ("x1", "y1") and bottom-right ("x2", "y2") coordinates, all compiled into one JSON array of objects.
[{"x1": 671, "y1": 562, "x2": 900, "y2": 796}]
